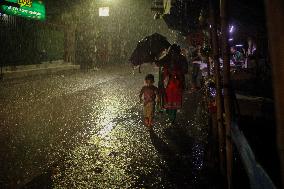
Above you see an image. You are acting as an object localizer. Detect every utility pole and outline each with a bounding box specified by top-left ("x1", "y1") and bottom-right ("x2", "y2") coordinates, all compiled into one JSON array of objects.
[
  {"x1": 220, "y1": 0, "x2": 233, "y2": 188},
  {"x1": 209, "y1": 0, "x2": 226, "y2": 177},
  {"x1": 265, "y1": 0, "x2": 284, "y2": 188}
]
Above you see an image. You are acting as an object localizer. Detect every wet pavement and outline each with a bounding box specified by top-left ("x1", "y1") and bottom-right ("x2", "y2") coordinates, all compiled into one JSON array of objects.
[{"x1": 0, "y1": 65, "x2": 212, "y2": 189}]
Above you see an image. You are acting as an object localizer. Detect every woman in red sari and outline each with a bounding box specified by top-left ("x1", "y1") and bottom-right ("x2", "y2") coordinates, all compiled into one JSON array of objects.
[{"x1": 157, "y1": 44, "x2": 188, "y2": 123}]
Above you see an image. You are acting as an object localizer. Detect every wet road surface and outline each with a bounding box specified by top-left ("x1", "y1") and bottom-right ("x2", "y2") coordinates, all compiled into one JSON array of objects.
[{"x1": 0, "y1": 65, "x2": 212, "y2": 189}]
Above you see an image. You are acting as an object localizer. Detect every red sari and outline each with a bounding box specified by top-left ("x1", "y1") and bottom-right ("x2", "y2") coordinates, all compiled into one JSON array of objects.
[{"x1": 162, "y1": 61, "x2": 184, "y2": 109}]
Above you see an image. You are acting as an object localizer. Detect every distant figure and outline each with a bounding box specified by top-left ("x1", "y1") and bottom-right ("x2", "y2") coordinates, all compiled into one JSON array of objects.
[
  {"x1": 245, "y1": 37, "x2": 257, "y2": 70},
  {"x1": 139, "y1": 74, "x2": 159, "y2": 129},
  {"x1": 181, "y1": 48, "x2": 189, "y2": 61},
  {"x1": 191, "y1": 45, "x2": 203, "y2": 90},
  {"x1": 230, "y1": 46, "x2": 244, "y2": 69},
  {"x1": 181, "y1": 48, "x2": 190, "y2": 89}
]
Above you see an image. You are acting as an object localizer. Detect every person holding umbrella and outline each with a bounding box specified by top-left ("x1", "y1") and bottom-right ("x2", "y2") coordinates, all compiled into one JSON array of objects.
[
  {"x1": 156, "y1": 44, "x2": 188, "y2": 124},
  {"x1": 129, "y1": 34, "x2": 187, "y2": 123}
]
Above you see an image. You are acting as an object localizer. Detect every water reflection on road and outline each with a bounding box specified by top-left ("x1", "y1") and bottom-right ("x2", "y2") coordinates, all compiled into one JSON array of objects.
[{"x1": 0, "y1": 65, "x2": 210, "y2": 188}]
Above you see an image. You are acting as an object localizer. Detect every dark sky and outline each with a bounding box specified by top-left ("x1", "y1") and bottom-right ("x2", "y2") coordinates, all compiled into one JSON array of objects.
[
  {"x1": 43, "y1": 0, "x2": 267, "y2": 35},
  {"x1": 230, "y1": 0, "x2": 266, "y2": 27}
]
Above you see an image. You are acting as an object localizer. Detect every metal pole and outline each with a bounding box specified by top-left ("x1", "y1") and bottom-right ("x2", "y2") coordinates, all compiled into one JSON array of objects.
[
  {"x1": 265, "y1": 0, "x2": 284, "y2": 188},
  {"x1": 220, "y1": 0, "x2": 233, "y2": 188},
  {"x1": 210, "y1": 0, "x2": 226, "y2": 176}
]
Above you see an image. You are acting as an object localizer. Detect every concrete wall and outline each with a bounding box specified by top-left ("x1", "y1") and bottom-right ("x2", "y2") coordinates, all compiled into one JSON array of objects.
[{"x1": 0, "y1": 15, "x2": 65, "y2": 66}]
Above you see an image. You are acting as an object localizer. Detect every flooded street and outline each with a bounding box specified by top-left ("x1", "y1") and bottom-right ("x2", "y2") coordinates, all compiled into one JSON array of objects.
[{"x1": 0, "y1": 65, "x2": 210, "y2": 189}]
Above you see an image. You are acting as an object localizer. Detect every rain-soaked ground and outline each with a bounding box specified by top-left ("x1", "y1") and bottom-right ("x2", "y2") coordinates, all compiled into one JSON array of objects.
[{"x1": 0, "y1": 64, "x2": 218, "y2": 189}]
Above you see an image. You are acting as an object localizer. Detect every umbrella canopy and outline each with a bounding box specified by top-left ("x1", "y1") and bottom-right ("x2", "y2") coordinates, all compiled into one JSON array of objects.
[{"x1": 129, "y1": 33, "x2": 171, "y2": 66}]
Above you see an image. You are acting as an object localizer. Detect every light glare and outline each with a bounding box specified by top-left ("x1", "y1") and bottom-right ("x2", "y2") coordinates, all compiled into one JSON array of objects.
[
  {"x1": 99, "y1": 7, "x2": 109, "y2": 16},
  {"x1": 229, "y1": 25, "x2": 234, "y2": 33}
]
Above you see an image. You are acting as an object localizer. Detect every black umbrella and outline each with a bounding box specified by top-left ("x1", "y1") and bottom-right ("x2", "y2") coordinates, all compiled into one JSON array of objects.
[{"x1": 129, "y1": 33, "x2": 171, "y2": 66}]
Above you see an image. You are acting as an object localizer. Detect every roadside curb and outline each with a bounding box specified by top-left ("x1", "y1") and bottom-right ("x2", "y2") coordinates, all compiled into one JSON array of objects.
[{"x1": 1, "y1": 61, "x2": 80, "y2": 79}]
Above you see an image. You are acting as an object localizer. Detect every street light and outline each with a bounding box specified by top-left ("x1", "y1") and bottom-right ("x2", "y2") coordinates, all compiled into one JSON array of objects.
[{"x1": 99, "y1": 7, "x2": 109, "y2": 16}]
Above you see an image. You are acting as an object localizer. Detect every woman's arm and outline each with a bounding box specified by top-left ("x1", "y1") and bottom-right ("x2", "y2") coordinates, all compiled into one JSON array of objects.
[{"x1": 155, "y1": 55, "x2": 169, "y2": 67}]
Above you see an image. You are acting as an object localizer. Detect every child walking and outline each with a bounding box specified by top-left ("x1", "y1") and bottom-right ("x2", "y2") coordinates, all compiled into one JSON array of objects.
[{"x1": 139, "y1": 74, "x2": 159, "y2": 129}]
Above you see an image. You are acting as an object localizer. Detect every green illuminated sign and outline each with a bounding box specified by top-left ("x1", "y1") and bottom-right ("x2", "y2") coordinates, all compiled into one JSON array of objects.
[{"x1": 0, "y1": 0, "x2": 45, "y2": 21}]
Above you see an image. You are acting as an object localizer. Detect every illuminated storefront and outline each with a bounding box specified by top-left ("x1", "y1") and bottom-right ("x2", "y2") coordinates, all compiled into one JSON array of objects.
[{"x1": 0, "y1": 0, "x2": 45, "y2": 21}]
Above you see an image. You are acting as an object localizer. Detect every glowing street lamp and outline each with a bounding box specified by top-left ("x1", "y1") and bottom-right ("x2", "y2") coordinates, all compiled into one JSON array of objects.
[{"x1": 99, "y1": 7, "x2": 109, "y2": 16}]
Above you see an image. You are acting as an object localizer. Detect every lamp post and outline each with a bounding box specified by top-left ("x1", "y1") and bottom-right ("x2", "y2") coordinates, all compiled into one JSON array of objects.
[
  {"x1": 98, "y1": 1, "x2": 111, "y2": 65},
  {"x1": 220, "y1": 0, "x2": 233, "y2": 188},
  {"x1": 265, "y1": 0, "x2": 284, "y2": 188}
]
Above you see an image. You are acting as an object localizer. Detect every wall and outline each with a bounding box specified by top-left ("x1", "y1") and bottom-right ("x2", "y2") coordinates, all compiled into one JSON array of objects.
[{"x1": 0, "y1": 15, "x2": 64, "y2": 66}]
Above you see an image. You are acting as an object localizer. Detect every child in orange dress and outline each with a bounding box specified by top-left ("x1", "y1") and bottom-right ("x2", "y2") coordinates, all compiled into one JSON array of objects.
[{"x1": 139, "y1": 74, "x2": 159, "y2": 129}]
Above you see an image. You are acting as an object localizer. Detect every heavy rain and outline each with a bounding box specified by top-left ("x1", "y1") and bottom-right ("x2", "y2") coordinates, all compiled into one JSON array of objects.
[{"x1": 0, "y1": 65, "x2": 210, "y2": 188}]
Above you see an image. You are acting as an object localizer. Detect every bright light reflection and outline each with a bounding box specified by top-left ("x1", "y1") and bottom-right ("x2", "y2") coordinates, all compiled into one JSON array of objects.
[
  {"x1": 97, "y1": 116, "x2": 115, "y2": 137},
  {"x1": 89, "y1": 94, "x2": 122, "y2": 142}
]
